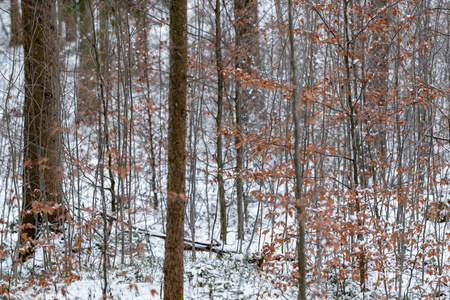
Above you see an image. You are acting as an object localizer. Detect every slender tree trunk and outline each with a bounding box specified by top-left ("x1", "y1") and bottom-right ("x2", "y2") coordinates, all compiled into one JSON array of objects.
[
  {"x1": 135, "y1": 0, "x2": 160, "y2": 210},
  {"x1": 189, "y1": 106, "x2": 198, "y2": 261},
  {"x1": 21, "y1": 0, "x2": 63, "y2": 248},
  {"x1": 233, "y1": 31, "x2": 245, "y2": 244},
  {"x1": 215, "y1": 0, "x2": 228, "y2": 244},
  {"x1": 235, "y1": 80, "x2": 244, "y2": 243},
  {"x1": 163, "y1": 0, "x2": 188, "y2": 296},
  {"x1": 287, "y1": 0, "x2": 306, "y2": 298},
  {"x1": 342, "y1": 0, "x2": 366, "y2": 291}
]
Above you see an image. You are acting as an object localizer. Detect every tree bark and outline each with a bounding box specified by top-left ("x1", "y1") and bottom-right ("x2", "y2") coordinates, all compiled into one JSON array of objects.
[
  {"x1": 287, "y1": 0, "x2": 306, "y2": 298},
  {"x1": 163, "y1": 0, "x2": 188, "y2": 297},
  {"x1": 235, "y1": 83, "x2": 244, "y2": 243},
  {"x1": 215, "y1": 0, "x2": 228, "y2": 244},
  {"x1": 343, "y1": 3, "x2": 366, "y2": 290},
  {"x1": 10, "y1": 0, "x2": 22, "y2": 46},
  {"x1": 21, "y1": 0, "x2": 62, "y2": 245}
]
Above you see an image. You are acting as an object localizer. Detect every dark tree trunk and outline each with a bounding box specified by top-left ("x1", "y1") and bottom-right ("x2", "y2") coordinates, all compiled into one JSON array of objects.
[
  {"x1": 10, "y1": 0, "x2": 22, "y2": 46},
  {"x1": 163, "y1": 0, "x2": 188, "y2": 297},
  {"x1": 21, "y1": 0, "x2": 62, "y2": 245},
  {"x1": 235, "y1": 85, "x2": 244, "y2": 242}
]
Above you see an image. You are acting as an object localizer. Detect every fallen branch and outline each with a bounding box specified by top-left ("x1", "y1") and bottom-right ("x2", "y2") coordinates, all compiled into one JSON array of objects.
[
  {"x1": 183, "y1": 243, "x2": 236, "y2": 255},
  {"x1": 74, "y1": 205, "x2": 223, "y2": 249}
]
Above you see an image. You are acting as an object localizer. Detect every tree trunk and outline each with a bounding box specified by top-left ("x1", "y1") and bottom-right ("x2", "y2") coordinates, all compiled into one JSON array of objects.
[
  {"x1": 287, "y1": 0, "x2": 306, "y2": 298},
  {"x1": 10, "y1": 0, "x2": 22, "y2": 46},
  {"x1": 21, "y1": 0, "x2": 62, "y2": 245},
  {"x1": 215, "y1": 0, "x2": 227, "y2": 244},
  {"x1": 235, "y1": 83, "x2": 244, "y2": 243},
  {"x1": 234, "y1": 0, "x2": 259, "y2": 234},
  {"x1": 163, "y1": 0, "x2": 188, "y2": 297}
]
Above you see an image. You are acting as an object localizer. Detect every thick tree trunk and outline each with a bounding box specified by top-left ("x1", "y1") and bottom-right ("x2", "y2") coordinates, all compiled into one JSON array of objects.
[
  {"x1": 21, "y1": 0, "x2": 62, "y2": 245},
  {"x1": 10, "y1": 0, "x2": 22, "y2": 46},
  {"x1": 163, "y1": 0, "x2": 188, "y2": 297}
]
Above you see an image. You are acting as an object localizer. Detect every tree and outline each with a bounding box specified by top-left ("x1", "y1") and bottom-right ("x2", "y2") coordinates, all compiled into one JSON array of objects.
[
  {"x1": 287, "y1": 0, "x2": 306, "y2": 298},
  {"x1": 163, "y1": 0, "x2": 188, "y2": 297},
  {"x1": 10, "y1": 0, "x2": 22, "y2": 46},
  {"x1": 234, "y1": 0, "x2": 259, "y2": 244},
  {"x1": 21, "y1": 0, "x2": 63, "y2": 252},
  {"x1": 215, "y1": 0, "x2": 227, "y2": 245}
]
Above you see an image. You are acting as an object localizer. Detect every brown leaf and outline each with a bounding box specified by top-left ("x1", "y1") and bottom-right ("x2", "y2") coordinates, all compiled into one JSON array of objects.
[{"x1": 38, "y1": 157, "x2": 49, "y2": 165}]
